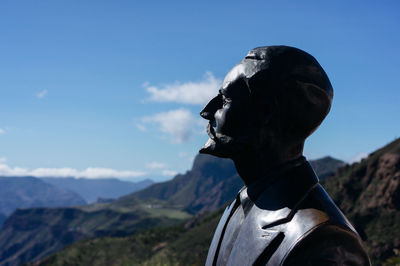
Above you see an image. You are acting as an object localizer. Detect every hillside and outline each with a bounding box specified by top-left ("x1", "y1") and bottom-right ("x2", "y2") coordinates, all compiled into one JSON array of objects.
[
  {"x1": 38, "y1": 209, "x2": 224, "y2": 266},
  {"x1": 0, "y1": 197, "x2": 190, "y2": 266},
  {"x1": 322, "y1": 138, "x2": 400, "y2": 265},
  {"x1": 41, "y1": 177, "x2": 154, "y2": 203},
  {"x1": 309, "y1": 156, "x2": 345, "y2": 180},
  {"x1": 131, "y1": 154, "x2": 343, "y2": 213},
  {"x1": 0, "y1": 176, "x2": 86, "y2": 217},
  {"x1": 0, "y1": 154, "x2": 344, "y2": 265},
  {"x1": 37, "y1": 140, "x2": 400, "y2": 265},
  {"x1": 0, "y1": 214, "x2": 5, "y2": 228},
  {"x1": 131, "y1": 154, "x2": 241, "y2": 214}
]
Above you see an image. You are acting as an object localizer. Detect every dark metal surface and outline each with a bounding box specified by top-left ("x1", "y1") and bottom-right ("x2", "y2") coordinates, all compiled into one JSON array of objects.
[{"x1": 201, "y1": 46, "x2": 370, "y2": 265}]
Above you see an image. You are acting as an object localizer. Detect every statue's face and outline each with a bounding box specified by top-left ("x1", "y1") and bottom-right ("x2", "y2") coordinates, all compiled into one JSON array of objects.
[
  {"x1": 199, "y1": 61, "x2": 258, "y2": 158},
  {"x1": 200, "y1": 46, "x2": 333, "y2": 160}
]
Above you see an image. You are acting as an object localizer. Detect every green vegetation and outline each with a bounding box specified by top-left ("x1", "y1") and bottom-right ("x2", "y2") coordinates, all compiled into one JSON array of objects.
[
  {"x1": 38, "y1": 209, "x2": 223, "y2": 266},
  {"x1": 322, "y1": 138, "x2": 400, "y2": 265},
  {"x1": 384, "y1": 253, "x2": 400, "y2": 266},
  {"x1": 41, "y1": 139, "x2": 400, "y2": 265},
  {"x1": 0, "y1": 153, "x2": 364, "y2": 265},
  {"x1": 0, "y1": 198, "x2": 192, "y2": 266}
]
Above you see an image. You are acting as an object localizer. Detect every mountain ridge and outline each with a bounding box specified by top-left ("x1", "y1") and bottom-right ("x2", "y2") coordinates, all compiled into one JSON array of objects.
[
  {"x1": 0, "y1": 176, "x2": 86, "y2": 219},
  {"x1": 39, "y1": 139, "x2": 400, "y2": 265},
  {"x1": 322, "y1": 138, "x2": 400, "y2": 264},
  {"x1": 40, "y1": 177, "x2": 153, "y2": 203},
  {"x1": 131, "y1": 154, "x2": 345, "y2": 213},
  {"x1": 0, "y1": 155, "x2": 345, "y2": 265}
]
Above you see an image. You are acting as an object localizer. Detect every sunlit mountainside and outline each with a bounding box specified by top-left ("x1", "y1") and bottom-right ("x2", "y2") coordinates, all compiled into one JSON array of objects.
[
  {"x1": 37, "y1": 138, "x2": 400, "y2": 266},
  {"x1": 0, "y1": 154, "x2": 344, "y2": 265},
  {"x1": 322, "y1": 138, "x2": 400, "y2": 265},
  {"x1": 0, "y1": 176, "x2": 154, "y2": 228}
]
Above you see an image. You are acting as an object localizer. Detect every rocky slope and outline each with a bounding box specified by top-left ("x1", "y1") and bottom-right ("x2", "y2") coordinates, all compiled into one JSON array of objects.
[
  {"x1": 37, "y1": 139, "x2": 400, "y2": 265},
  {"x1": 132, "y1": 154, "x2": 241, "y2": 214},
  {"x1": 0, "y1": 154, "x2": 344, "y2": 265},
  {"x1": 132, "y1": 154, "x2": 343, "y2": 213},
  {"x1": 322, "y1": 138, "x2": 400, "y2": 264}
]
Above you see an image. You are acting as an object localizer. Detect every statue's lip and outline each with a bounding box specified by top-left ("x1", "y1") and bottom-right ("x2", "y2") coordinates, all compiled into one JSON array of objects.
[{"x1": 206, "y1": 122, "x2": 217, "y2": 141}]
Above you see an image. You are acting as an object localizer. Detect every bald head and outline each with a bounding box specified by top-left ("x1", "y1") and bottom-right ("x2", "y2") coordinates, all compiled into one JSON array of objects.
[
  {"x1": 200, "y1": 45, "x2": 333, "y2": 160},
  {"x1": 222, "y1": 46, "x2": 333, "y2": 142}
]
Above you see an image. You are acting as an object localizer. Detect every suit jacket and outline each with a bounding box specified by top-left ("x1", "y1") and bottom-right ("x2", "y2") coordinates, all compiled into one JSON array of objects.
[{"x1": 206, "y1": 160, "x2": 370, "y2": 266}]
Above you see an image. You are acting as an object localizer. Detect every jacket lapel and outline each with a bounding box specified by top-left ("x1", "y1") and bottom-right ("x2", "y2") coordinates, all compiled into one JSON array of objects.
[
  {"x1": 227, "y1": 162, "x2": 320, "y2": 265},
  {"x1": 206, "y1": 199, "x2": 238, "y2": 266},
  {"x1": 226, "y1": 206, "x2": 291, "y2": 266}
]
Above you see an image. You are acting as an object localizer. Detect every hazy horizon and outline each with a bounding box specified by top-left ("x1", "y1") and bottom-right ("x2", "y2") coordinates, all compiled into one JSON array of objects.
[{"x1": 0, "y1": 1, "x2": 399, "y2": 182}]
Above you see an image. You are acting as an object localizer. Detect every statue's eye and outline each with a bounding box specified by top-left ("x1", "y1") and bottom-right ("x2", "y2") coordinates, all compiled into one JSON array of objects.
[{"x1": 222, "y1": 95, "x2": 231, "y2": 107}]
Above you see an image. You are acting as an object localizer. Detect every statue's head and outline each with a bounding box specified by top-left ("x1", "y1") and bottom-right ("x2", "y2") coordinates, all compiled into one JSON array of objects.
[{"x1": 200, "y1": 46, "x2": 333, "y2": 159}]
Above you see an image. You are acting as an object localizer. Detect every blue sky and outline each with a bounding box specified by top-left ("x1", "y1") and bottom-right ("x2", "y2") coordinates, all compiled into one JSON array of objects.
[{"x1": 0, "y1": 1, "x2": 399, "y2": 182}]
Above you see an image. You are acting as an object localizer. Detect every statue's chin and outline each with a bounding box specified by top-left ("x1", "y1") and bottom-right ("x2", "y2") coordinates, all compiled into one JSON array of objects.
[{"x1": 199, "y1": 138, "x2": 233, "y2": 158}]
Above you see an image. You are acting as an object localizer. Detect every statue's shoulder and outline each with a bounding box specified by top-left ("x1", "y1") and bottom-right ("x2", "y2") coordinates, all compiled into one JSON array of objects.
[
  {"x1": 298, "y1": 184, "x2": 358, "y2": 233},
  {"x1": 262, "y1": 184, "x2": 368, "y2": 265},
  {"x1": 251, "y1": 182, "x2": 356, "y2": 233},
  {"x1": 282, "y1": 222, "x2": 371, "y2": 266}
]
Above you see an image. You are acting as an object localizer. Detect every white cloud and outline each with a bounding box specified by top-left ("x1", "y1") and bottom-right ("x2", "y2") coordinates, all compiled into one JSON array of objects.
[
  {"x1": 349, "y1": 152, "x2": 368, "y2": 163},
  {"x1": 0, "y1": 157, "x2": 7, "y2": 163},
  {"x1": 136, "y1": 123, "x2": 147, "y2": 132},
  {"x1": 146, "y1": 161, "x2": 167, "y2": 169},
  {"x1": 142, "y1": 108, "x2": 204, "y2": 143},
  {"x1": 145, "y1": 72, "x2": 221, "y2": 105},
  {"x1": 36, "y1": 89, "x2": 48, "y2": 99},
  {"x1": 0, "y1": 163, "x2": 146, "y2": 179},
  {"x1": 162, "y1": 170, "x2": 178, "y2": 176},
  {"x1": 0, "y1": 128, "x2": 5, "y2": 134}
]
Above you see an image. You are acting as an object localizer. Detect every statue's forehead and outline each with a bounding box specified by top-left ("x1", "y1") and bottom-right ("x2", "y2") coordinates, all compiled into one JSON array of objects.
[{"x1": 222, "y1": 59, "x2": 267, "y2": 90}]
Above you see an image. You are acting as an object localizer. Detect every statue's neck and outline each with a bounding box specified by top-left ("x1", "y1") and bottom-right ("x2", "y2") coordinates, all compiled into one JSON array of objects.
[{"x1": 232, "y1": 142, "x2": 304, "y2": 186}]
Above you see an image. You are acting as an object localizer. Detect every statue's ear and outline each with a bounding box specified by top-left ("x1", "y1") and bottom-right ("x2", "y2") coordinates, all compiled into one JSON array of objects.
[
  {"x1": 279, "y1": 81, "x2": 331, "y2": 140},
  {"x1": 296, "y1": 81, "x2": 332, "y2": 119}
]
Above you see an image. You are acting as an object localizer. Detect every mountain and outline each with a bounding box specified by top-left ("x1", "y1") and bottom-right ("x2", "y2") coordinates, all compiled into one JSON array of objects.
[
  {"x1": 0, "y1": 176, "x2": 86, "y2": 217},
  {"x1": 40, "y1": 177, "x2": 154, "y2": 203},
  {"x1": 132, "y1": 154, "x2": 241, "y2": 214},
  {"x1": 322, "y1": 138, "x2": 400, "y2": 265},
  {"x1": 131, "y1": 154, "x2": 345, "y2": 213},
  {"x1": 309, "y1": 156, "x2": 345, "y2": 180},
  {"x1": 0, "y1": 193, "x2": 190, "y2": 265},
  {"x1": 37, "y1": 139, "x2": 400, "y2": 265},
  {"x1": 0, "y1": 154, "x2": 344, "y2": 265},
  {"x1": 0, "y1": 214, "x2": 5, "y2": 228},
  {"x1": 38, "y1": 209, "x2": 224, "y2": 266}
]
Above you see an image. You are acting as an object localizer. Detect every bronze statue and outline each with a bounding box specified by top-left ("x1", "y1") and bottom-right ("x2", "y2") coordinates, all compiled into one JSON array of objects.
[{"x1": 200, "y1": 46, "x2": 370, "y2": 265}]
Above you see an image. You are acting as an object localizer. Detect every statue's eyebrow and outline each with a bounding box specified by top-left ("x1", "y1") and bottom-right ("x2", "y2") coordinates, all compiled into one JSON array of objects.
[{"x1": 219, "y1": 89, "x2": 229, "y2": 97}]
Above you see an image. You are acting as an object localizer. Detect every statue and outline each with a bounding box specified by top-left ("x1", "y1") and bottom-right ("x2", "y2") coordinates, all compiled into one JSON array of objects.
[{"x1": 200, "y1": 46, "x2": 370, "y2": 265}]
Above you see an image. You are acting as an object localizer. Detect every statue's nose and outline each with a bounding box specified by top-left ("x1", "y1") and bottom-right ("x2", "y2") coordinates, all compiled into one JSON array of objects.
[
  {"x1": 200, "y1": 95, "x2": 222, "y2": 120},
  {"x1": 200, "y1": 110, "x2": 213, "y2": 120}
]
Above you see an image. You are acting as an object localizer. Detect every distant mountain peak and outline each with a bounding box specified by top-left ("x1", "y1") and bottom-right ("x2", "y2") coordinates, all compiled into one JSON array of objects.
[
  {"x1": 40, "y1": 177, "x2": 154, "y2": 203},
  {"x1": 0, "y1": 176, "x2": 86, "y2": 217}
]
